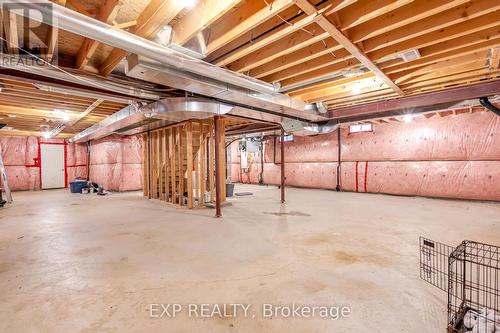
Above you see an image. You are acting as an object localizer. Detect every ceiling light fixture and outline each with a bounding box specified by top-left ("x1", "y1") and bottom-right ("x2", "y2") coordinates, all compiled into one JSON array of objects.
[
  {"x1": 403, "y1": 115, "x2": 413, "y2": 123},
  {"x1": 183, "y1": 0, "x2": 197, "y2": 8}
]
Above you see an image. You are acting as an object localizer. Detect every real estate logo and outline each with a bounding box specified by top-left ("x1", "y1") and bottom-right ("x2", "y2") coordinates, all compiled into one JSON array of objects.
[{"x1": 0, "y1": 1, "x2": 58, "y2": 66}]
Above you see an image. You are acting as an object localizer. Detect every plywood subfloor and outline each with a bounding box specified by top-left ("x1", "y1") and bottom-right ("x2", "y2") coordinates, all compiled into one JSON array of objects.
[{"x1": 1, "y1": 185, "x2": 499, "y2": 332}]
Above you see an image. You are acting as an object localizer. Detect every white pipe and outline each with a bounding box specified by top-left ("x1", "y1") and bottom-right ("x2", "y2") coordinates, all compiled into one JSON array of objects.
[{"x1": 12, "y1": 0, "x2": 278, "y2": 95}]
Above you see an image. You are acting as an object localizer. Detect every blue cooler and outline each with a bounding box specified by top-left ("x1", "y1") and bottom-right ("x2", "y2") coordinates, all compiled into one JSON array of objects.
[{"x1": 70, "y1": 180, "x2": 88, "y2": 193}]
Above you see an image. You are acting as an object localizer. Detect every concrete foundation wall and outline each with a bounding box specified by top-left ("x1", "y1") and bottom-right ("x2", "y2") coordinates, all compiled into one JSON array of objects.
[{"x1": 230, "y1": 111, "x2": 500, "y2": 201}]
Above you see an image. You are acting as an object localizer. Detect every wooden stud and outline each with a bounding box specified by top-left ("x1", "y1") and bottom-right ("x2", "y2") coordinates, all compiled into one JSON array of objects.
[
  {"x1": 170, "y1": 127, "x2": 175, "y2": 203},
  {"x1": 200, "y1": 125, "x2": 207, "y2": 207},
  {"x1": 186, "y1": 122, "x2": 193, "y2": 209},
  {"x1": 209, "y1": 119, "x2": 215, "y2": 202}
]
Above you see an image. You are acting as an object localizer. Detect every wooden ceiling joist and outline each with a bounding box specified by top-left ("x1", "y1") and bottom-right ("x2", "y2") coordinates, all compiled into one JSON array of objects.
[
  {"x1": 75, "y1": 0, "x2": 119, "y2": 70},
  {"x1": 333, "y1": 0, "x2": 413, "y2": 31},
  {"x1": 171, "y1": 0, "x2": 245, "y2": 46},
  {"x1": 247, "y1": 37, "x2": 338, "y2": 78},
  {"x1": 204, "y1": 0, "x2": 296, "y2": 57},
  {"x1": 294, "y1": 0, "x2": 404, "y2": 95},
  {"x1": 348, "y1": 0, "x2": 471, "y2": 44},
  {"x1": 215, "y1": 11, "x2": 322, "y2": 67},
  {"x1": 490, "y1": 47, "x2": 500, "y2": 69},
  {"x1": 226, "y1": 29, "x2": 330, "y2": 73},
  {"x1": 360, "y1": 0, "x2": 500, "y2": 53},
  {"x1": 2, "y1": 9, "x2": 19, "y2": 54},
  {"x1": 367, "y1": 16, "x2": 500, "y2": 61},
  {"x1": 99, "y1": 0, "x2": 185, "y2": 76}
]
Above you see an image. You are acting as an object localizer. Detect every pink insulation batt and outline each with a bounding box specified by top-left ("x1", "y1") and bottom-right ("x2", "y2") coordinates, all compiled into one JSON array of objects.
[
  {"x1": 230, "y1": 111, "x2": 500, "y2": 201},
  {"x1": 1, "y1": 135, "x2": 142, "y2": 192},
  {"x1": 0, "y1": 136, "x2": 38, "y2": 191},
  {"x1": 87, "y1": 135, "x2": 143, "y2": 191}
]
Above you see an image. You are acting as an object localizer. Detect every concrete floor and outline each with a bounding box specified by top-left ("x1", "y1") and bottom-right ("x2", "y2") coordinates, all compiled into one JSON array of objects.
[{"x1": 1, "y1": 185, "x2": 499, "y2": 333}]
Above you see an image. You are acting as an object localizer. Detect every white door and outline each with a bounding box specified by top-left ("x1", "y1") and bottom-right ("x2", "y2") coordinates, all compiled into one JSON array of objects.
[{"x1": 41, "y1": 144, "x2": 65, "y2": 189}]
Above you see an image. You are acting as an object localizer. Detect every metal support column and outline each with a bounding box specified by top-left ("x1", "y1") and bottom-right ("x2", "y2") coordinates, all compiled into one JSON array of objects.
[
  {"x1": 280, "y1": 128, "x2": 285, "y2": 204},
  {"x1": 214, "y1": 116, "x2": 222, "y2": 217}
]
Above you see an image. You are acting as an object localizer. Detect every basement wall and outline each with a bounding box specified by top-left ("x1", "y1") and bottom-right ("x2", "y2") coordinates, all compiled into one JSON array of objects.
[
  {"x1": 230, "y1": 111, "x2": 500, "y2": 201},
  {"x1": 1, "y1": 135, "x2": 142, "y2": 192},
  {"x1": 0, "y1": 136, "x2": 39, "y2": 191},
  {"x1": 86, "y1": 135, "x2": 143, "y2": 192}
]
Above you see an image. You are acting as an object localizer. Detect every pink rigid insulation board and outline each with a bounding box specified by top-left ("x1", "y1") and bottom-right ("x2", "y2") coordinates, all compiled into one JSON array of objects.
[{"x1": 230, "y1": 111, "x2": 499, "y2": 201}]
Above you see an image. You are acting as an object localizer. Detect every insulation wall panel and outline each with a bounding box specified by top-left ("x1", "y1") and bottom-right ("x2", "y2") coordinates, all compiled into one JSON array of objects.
[
  {"x1": 0, "y1": 136, "x2": 38, "y2": 190},
  {"x1": 230, "y1": 111, "x2": 499, "y2": 201},
  {"x1": 1, "y1": 135, "x2": 142, "y2": 192},
  {"x1": 86, "y1": 135, "x2": 143, "y2": 192}
]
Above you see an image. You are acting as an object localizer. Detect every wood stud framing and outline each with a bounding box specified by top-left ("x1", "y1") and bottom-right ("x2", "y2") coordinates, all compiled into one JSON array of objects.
[{"x1": 142, "y1": 118, "x2": 226, "y2": 210}]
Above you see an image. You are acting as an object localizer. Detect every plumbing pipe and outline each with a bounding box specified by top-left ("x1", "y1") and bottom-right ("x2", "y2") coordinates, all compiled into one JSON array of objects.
[{"x1": 479, "y1": 97, "x2": 500, "y2": 116}]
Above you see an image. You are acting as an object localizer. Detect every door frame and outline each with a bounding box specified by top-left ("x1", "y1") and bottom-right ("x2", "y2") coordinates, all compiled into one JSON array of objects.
[{"x1": 38, "y1": 139, "x2": 68, "y2": 189}]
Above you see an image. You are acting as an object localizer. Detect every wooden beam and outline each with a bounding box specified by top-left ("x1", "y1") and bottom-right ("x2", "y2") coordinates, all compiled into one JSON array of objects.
[
  {"x1": 99, "y1": 0, "x2": 185, "y2": 76},
  {"x1": 66, "y1": 0, "x2": 91, "y2": 16},
  {"x1": 333, "y1": 0, "x2": 413, "y2": 30},
  {"x1": 215, "y1": 13, "x2": 322, "y2": 67},
  {"x1": 170, "y1": 127, "x2": 175, "y2": 203},
  {"x1": 186, "y1": 122, "x2": 193, "y2": 208},
  {"x1": 2, "y1": 8, "x2": 19, "y2": 54},
  {"x1": 46, "y1": 0, "x2": 67, "y2": 62},
  {"x1": 295, "y1": 0, "x2": 404, "y2": 95},
  {"x1": 392, "y1": 53, "x2": 489, "y2": 83},
  {"x1": 205, "y1": 0, "x2": 296, "y2": 56},
  {"x1": 226, "y1": 30, "x2": 330, "y2": 73},
  {"x1": 178, "y1": 125, "x2": 184, "y2": 206},
  {"x1": 326, "y1": 80, "x2": 500, "y2": 119},
  {"x1": 382, "y1": 40, "x2": 499, "y2": 75},
  {"x1": 367, "y1": 15, "x2": 500, "y2": 61},
  {"x1": 359, "y1": 0, "x2": 500, "y2": 52},
  {"x1": 167, "y1": 128, "x2": 170, "y2": 202},
  {"x1": 171, "y1": 0, "x2": 244, "y2": 46},
  {"x1": 75, "y1": 0, "x2": 119, "y2": 70},
  {"x1": 490, "y1": 47, "x2": 500, "y2": 70},
  {"x1": 200, "y1": 126, "x2": 206, "y2": 207},
  {"x1": 209, "y1": 119, "x2": 215, "y2": 202},
  {"x1": 247, "y1": 38, "x2": 338, "y2": 78},
  {"x1": 291, "y1": 72, "x2": 375, "y2": 100},
  {"x1": 348, "y1": 0, "x2": 470, "y2": 44},
  {"x1": 262, "y1": 48, "x2": 353, "y2": 83}
]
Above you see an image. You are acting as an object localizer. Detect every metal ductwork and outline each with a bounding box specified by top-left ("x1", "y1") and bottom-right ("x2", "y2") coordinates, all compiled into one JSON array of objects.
[
  {"x1": 70, "y1": 97, "x2": 338, "y2": 143},
  {"x1": 12, "y1": 1, "x2": 327, "y2": 123},
  {"x1": 126, "y1": 55, "x2": 326, "y2": 122},
  {"x1": 15, "y1": 1, "x2": 277, "y2": 95},
  {"x1": 0, "y1": 55, "x2": 163, "y2": 101}
]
